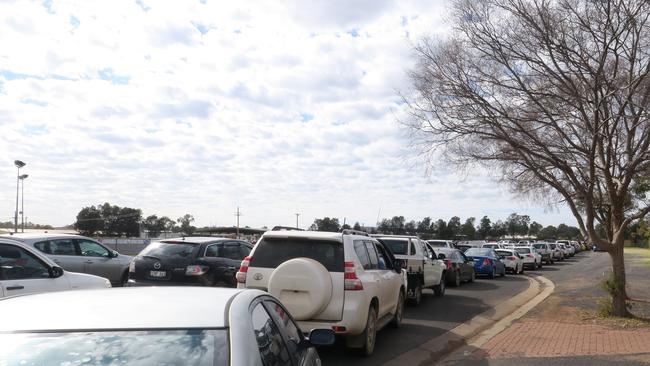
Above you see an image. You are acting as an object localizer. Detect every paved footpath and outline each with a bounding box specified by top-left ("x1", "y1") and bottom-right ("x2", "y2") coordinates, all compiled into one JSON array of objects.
[{"x1": 440, "y1": 250, "x2": 650, "y2": 366}]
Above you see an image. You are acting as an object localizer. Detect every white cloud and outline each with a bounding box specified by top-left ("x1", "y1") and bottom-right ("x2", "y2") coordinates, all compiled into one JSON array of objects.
[{"x1": 0, "y1": 0, "x2": 578, "y2": 229}]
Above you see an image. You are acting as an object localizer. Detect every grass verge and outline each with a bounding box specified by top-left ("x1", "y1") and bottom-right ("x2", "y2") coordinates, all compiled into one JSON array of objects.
[{"x1": 625, "y1": 247, "x2": 650, "y2": 268}]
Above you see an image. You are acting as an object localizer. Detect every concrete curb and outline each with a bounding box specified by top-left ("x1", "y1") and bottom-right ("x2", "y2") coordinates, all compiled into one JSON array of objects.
[
  {"x1": 381, "y1": 274, "x2": 552, "y2": 366},
  {"x1": 438, "y1": 274, "x2": 555, "y2": 364}
]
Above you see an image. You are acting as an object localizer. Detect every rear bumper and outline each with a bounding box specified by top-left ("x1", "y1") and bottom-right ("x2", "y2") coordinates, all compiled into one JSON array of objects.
[{"x1": 297, "y1": 291, "x2": 371, "y2": 336}]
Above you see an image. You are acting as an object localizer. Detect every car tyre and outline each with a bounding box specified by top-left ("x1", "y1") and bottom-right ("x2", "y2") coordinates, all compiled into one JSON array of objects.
[
  {"x1": 361, "y1": 306, "x2": 377, "y2": 356},
  {"x1": 433, "y1": 277, "x2": 446, "y2": 297},
  {"x1": 468, "y1": 270, "x2": 475, "y2": 283},
  {"x1": 453, "y1": 270, "x2": 461, "y2": 287},
  {"x1": 500, "y1": 267, "x2": 506, "y2": 277},
  {"x1": 519, "y1": 264, "x2": 525, "y2": 274},
  {"x1": 120, "y1": 271, "x2": 129, "y2": 287},
  {"x1": 488, "y1": 267, "x2": 496, "y2": 279},
  {"x1": 390, "y1": 291, "x2": 404, "y2": 328}
]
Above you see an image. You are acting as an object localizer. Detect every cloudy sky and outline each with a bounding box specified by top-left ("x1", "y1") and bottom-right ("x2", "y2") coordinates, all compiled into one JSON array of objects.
[{"x1": 0, "y1": 0, "x2": 576, "y2": 229}]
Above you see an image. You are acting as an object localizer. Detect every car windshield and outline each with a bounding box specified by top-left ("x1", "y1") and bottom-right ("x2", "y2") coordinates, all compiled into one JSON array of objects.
[
  {"x1": 0, "y1": 329, "x2": 228, "y2": 366},
  {"x1": 465, "y1": 248, "x2": 492, "y2": 257},
  {"x1": 427, "y1": 241, "x2": 447, "y2": 247},
  {"x1": 515, "y1": 248, "x2": 531, "y2": 254},
  {"x1": 140, "y1": 241, "x2": 199, "y2": 259},
  {"x1": 250, "y1": 237, "x2": 344, "y2": 272}
]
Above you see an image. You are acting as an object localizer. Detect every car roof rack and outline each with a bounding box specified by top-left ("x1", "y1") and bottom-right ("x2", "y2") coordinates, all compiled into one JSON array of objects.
[
  {"x1": 271, "y1": 226, "x2": 304, "y2": 231},
  {"x1": 341, "y1": 229, "x2": 369, "y2": 237}
]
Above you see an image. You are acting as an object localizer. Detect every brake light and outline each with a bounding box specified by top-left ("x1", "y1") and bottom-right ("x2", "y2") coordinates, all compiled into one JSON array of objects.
[
  {"x1": 527, "y1": 254, "x2": 534, "y2": 258},
  {"x1": 482, "y1": 258, "x2": 491, "y2": 267},
  {"x1": 236, "y1": 256, "x2": 251, "y2": 284},
  {"x1": 344, "y1": 261, "x2": 363, "y2": 291},
  {"x1": 185, "y1": 265, "x2": 209, "y2": 276},
  {"x1": 444, "y1": 259, "x2": 452, "y2": 269},
  {"x1": 507, "y1": 256, "x2": 517, "y2": 260}
]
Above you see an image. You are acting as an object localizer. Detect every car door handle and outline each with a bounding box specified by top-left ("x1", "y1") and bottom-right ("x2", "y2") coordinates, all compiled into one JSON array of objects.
[
  {"x1": 6, "y1": 285, "x2": 24, "y2": 291},
  {"x1": 85, "y1": 260, "x2": 94, "y2": 263}
]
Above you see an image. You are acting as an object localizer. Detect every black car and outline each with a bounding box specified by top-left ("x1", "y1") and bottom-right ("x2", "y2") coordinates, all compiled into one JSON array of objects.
[
  {"x1": 435, "y1": 248, "x2": 475, "y2": 286},
  {"x1": 128, "y1": 237, "x2": 253, "y2": 287}
]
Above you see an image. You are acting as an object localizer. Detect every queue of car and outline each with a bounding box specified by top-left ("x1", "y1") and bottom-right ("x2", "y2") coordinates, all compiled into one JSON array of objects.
[{"x1": 0, "y1": 231, "x2": 586, "y2": 364}]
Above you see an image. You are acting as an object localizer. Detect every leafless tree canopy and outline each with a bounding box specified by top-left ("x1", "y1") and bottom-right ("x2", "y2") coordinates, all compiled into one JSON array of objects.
[
  {"x1": 406, "y1": 0, "x2": 650, "y2": 247},
  {"x1": 406, "y1": 0, "x2": 650, "y2": 316}
]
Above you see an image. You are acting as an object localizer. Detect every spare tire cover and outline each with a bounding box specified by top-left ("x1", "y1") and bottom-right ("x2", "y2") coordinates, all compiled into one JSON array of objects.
[{"x1": 268, "y1": 258, "x2": 333, "y2": 321}]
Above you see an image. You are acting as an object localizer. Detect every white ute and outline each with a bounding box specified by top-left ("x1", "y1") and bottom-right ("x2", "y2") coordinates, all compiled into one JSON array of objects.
[
  {"x1": 374, "y1": 235, "x2": 447, "y2": 305},
  {"x1": 238, "y1": 229, "x2": 406, "y2": 356}
]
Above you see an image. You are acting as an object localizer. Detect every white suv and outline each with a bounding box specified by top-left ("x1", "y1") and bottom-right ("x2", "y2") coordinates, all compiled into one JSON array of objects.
[{"x1": 237, "y1": 229, "x2": 406, "y2": 356}]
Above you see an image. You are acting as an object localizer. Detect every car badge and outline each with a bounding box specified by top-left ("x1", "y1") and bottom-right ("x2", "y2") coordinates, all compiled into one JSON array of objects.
[
  {"x1": 153, "y1": 262, "x2": 161, "y2": 269},
  {"x1": 253, "y1": 273, "x2": 263, "y2": 280}
]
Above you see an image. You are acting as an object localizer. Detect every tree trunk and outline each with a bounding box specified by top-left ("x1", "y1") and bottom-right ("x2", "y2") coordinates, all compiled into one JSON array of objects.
[{"x1": 608, "y1": 244, "x2": 630, "y2": 317}]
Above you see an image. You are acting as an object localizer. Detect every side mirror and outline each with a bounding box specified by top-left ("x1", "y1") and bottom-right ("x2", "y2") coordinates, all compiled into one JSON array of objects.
[
  {"x1": 110, "y1": 250, "x2": 119, "y2": 258},
  {"x1": 437, "y1": 253, "x2": 446, "y2": 260},
  {"x1": 308, "y1": 329, "x2": 335, "y2": 346},
  {"x1": 49, "y1": 266, "x2": 64, "y2": 278}
]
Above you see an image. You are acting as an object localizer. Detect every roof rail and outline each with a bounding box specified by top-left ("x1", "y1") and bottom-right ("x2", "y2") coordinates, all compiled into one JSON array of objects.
[
  {"x1": 341, "y1": 229, "x2": 369, "y2": 237},
  {"x1": 271, "y1": 226, "x2": 304, "y2": 231}
]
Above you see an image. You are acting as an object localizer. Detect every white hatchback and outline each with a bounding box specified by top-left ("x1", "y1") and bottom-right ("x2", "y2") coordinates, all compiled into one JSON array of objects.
[
  {"x1": 0, "y1": 238, "x2": 110, "y2": 298},
  {"x1": 495, "y1": 249, "x2": 525, "y2": 274},
  {"x1": 514, "y1": 246, "x2": 542, "y2": 269},
  {"x1": 238, "y1": 229, "x2": 406, "y2": 356}
]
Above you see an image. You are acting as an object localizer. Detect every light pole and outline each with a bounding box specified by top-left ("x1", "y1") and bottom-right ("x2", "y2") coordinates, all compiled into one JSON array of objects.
[
  {"x1": 295, "y1": 213, "x2": 300, "y2": 229},
  {"x1": 13, "y1": 160, "x2": 25, "y2": 233},
  {"x1": 19, "y1": 174, "x2": 28, "y2": 233}
]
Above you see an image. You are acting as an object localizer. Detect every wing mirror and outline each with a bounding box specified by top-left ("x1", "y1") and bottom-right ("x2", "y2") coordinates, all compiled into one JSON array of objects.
[
  {"x1": 49, "y1": 266, "x2": 64, "y2": 278},
  {"x1": 437, "y1": 253, "x2": 446, "y2": 260},
  {"x1": 110, "y1": 250, "x2": 119, "y2": 258},
  {"x1": 307, "y1": 328, "x2": 335, "y2": 346}
]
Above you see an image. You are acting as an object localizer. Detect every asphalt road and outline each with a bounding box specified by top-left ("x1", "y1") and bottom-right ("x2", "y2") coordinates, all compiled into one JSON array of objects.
[{"x1": 318, "y1": 268, "x2": 532, "y2": 366}]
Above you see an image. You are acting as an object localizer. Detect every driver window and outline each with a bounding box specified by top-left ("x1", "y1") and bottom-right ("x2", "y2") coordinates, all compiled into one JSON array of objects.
[
  {"x1": 264, "y1": 300, "x2": 304, "y2": 360},
  {"x1": 373, "y1": 242, "x2": 392, "y2": 270},
  {"x1": 0, "y1": 244, "x2": 50, "y2": 280},
  {"x1": 204, "y1": 244, "x2": 221, "y2": 257},
  {"x1": 77, "y1": 240, "x2": 109, "y2": 258}
]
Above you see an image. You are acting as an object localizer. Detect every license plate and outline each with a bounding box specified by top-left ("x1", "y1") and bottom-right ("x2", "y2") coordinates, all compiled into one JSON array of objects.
[{"x1": 149, "y1": 270, "x2": 167, "y2": 277}]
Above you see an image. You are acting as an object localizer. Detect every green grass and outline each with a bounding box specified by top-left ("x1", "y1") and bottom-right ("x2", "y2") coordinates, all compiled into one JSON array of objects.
[{"x1": 625, "y1": 247, "x2": 650, "y2": 268}]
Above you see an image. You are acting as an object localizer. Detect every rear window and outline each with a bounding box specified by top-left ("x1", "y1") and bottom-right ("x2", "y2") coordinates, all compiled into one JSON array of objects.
[
  {"x1": 427, "y1": 241, "x2": 447, "y2": 247},
  {"x1": 495, "y1": 250, "x2": 513, "y2": 256},
  {"x1": 532, "y1": 244, "x2": 546, "y2": 249},
  {"x1": 250, "y1": 238, "x2": 344, "y2": 272},
  {"x1": 141, "y1": 241, "x2": 200, "y2": 259},
  {"x1": 515, "y1": 248, "x2": 531, "y2": 254},
  {"x1": 465, "y1": 248, "x2": 492, "y2": 257},
  {"x1": 380, "y1": 239, "x2": 411, "y2": 255}
]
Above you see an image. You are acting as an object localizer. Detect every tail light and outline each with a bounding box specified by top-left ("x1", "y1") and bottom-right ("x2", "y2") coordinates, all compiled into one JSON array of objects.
[
  {"x1": 344, "y1": 261, "x2": 363, "y2": 291},
  {"x1": 527, "y1": 254, "x2": 534, "y2": 258},
  {"x1": 185, "y1": 265, "x2": 209, "y2": 276},
  {"x1": 507, "y1": 256, "x2": 517, "y2": 260},
  {"x1": 482, "y1": 258, "x2": 492, "y2": 267},
  {"x1": 444, "y1": 259, "x2": 452, "y2": 269},
  {"x1": 236, "y1": 256, "x2": 251, "y2": 283},
  {"x1": 129, "y1": 260, "x2": 136, "y2": 273}
]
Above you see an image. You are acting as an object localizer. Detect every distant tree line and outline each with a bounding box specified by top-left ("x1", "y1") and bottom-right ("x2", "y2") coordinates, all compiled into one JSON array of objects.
[
  {"x1": 309, "y1": 213, "x2": 587, "y2": 240},
  {"x1": 74, "y1": 202, "x2": 196, "y2": 237},
  {"x1": 0, "y1": 221, "x2": 54, "y2": 230}
]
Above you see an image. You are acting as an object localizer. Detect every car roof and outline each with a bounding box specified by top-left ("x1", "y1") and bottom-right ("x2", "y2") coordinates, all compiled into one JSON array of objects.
[
  {"x1": 262, "y1": 230, "x2": 344, "y2": 241},
  {"x1": 0, "y1": 233, "x2": 84, "y2": 242},
  {"x1": 0, "y1": 287, "x2": 253, "y2": 331},
  {"x1": 374, "y1": 235, "x2": 415, "y2": 240},
  {"x1": 159, "y1": 237, "x2": 242, "y2": 244}
]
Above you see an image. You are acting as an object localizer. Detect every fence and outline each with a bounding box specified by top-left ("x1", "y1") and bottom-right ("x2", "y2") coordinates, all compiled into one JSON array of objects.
[{"x1": 95, "y1": 238, "x2": 151, "y2": 256}]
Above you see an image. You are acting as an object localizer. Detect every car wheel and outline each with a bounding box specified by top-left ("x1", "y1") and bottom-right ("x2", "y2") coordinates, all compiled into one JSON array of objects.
[
  {"x1": 500, "y1": 266, "x2": 506, "y2": 277},
  {"x1": 408, "y1": 285, "x2": 423, "y2": 306},
  {"x1": 453, "y1": 270, "x2": 461, "y2": 287},
  {"x1": 120, "y1": 271, "x2": 129, "y2": 287},
  {"x1": 488, "y1": 267, "x2": 496, "y2": 279},
  {"x1": 538, "y1": 261, "x2": 543, "y2": 269},
  {"x1": 468, "y1": 270, "x2": 475, "y2": 283},
  {"x1": 361, "y1": 306, "x2": 377, "y2": 356},
  {"x1": 390, "y1": 291, "x2": 404, "y2": 328},
  {"x1": 433, "y1": 277, "x2": 446, "y2": 297},
  {"x1": 520, "y1": 264, "x2": 525, "y2": 274}
]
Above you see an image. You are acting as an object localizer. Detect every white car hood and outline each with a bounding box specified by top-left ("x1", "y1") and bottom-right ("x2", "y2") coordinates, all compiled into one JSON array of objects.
[{"x1": 66, "y1": 272, "x2": 112, "y2": 289}]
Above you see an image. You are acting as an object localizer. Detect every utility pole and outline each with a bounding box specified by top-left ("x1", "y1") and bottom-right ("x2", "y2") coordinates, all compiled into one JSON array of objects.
[
  {"x1": 234, "y1": 206, "x2": 242, "y2": 238},
  {"x1": 295, "y1": 213, "x2": 300, "y2": 229}
]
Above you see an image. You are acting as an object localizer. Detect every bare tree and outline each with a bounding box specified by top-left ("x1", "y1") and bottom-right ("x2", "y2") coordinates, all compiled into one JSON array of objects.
[{"x1": 404, "y1": 0, "x2": 650, "y2": 317}]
